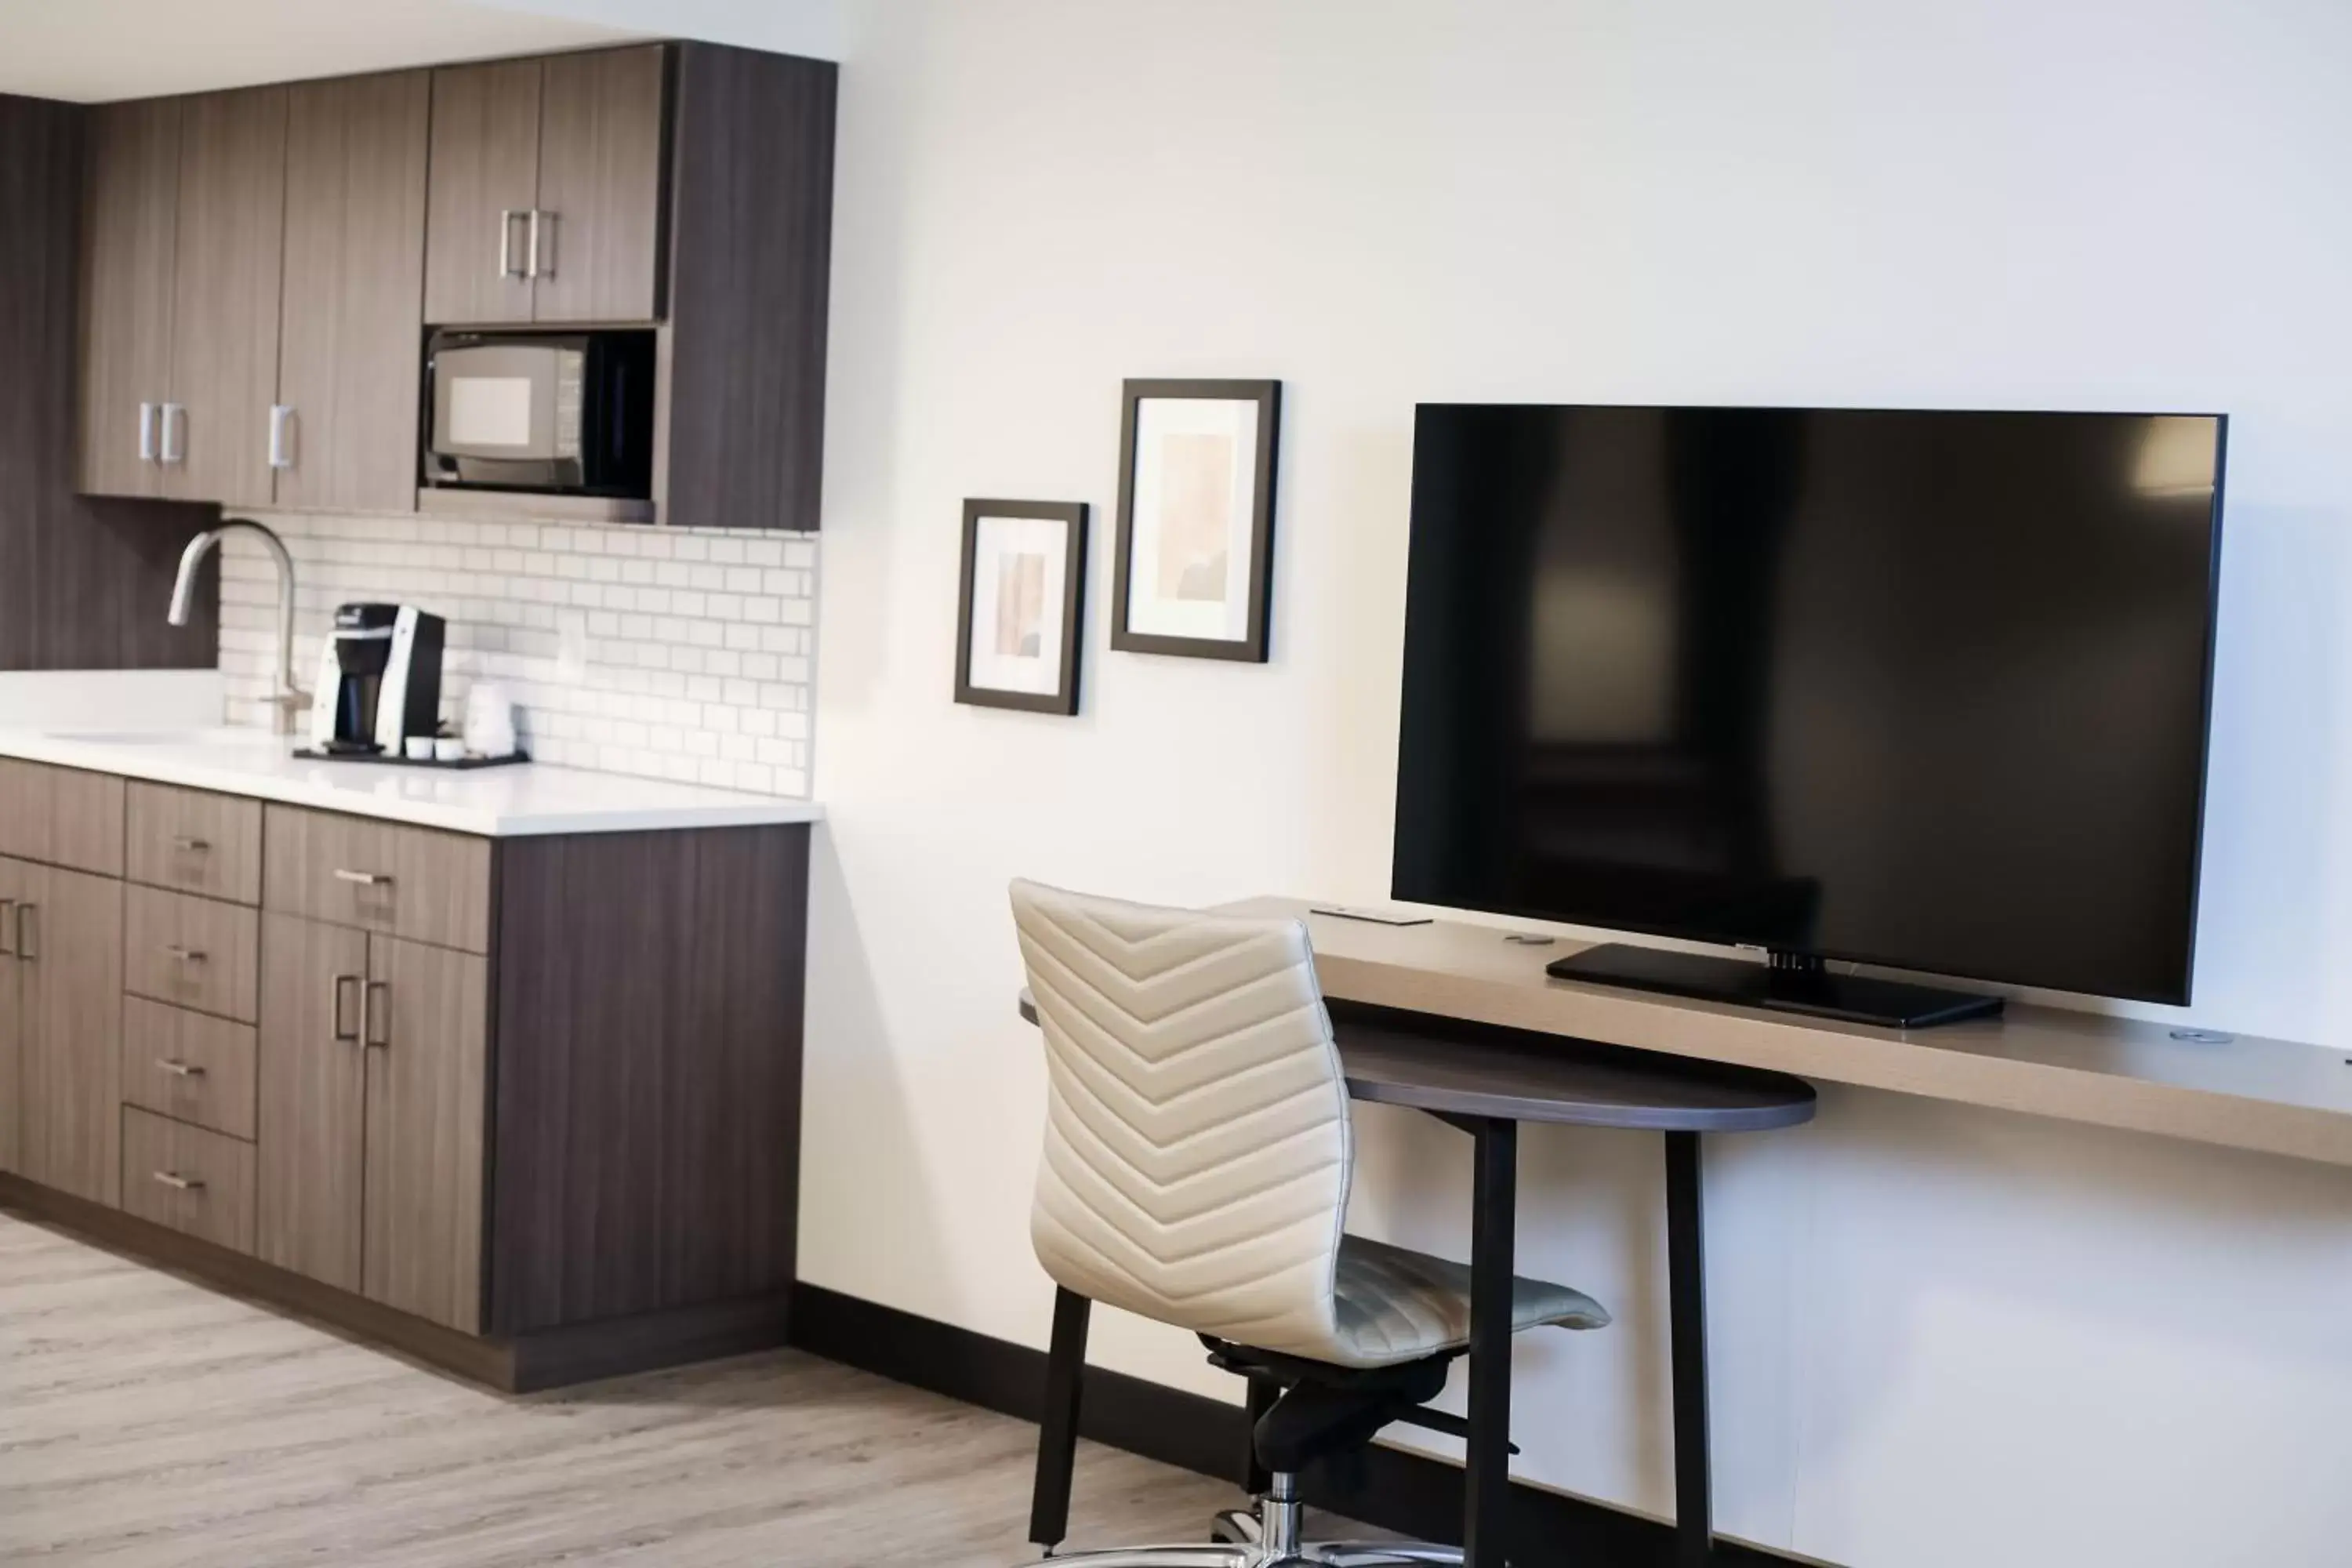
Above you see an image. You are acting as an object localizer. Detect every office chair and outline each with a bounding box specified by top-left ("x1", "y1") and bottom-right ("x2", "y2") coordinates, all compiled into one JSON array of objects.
[{"x1": 1010, "y1": 880, "x2": 1610, "y2": 1566}]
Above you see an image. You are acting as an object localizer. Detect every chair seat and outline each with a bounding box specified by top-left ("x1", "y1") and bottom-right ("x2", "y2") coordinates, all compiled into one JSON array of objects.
[{"x1": 1329, "y1": 1234, "x2": 1610, "y2": 1367}]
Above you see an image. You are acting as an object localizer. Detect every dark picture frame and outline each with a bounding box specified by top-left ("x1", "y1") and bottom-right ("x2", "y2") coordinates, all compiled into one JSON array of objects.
[
  {"x1": 1110, "y1": 378, "x2": 1282, "y2": 662},
  {"x1": 953, "y1": 499, "x2": 1089, "y2": 715}
]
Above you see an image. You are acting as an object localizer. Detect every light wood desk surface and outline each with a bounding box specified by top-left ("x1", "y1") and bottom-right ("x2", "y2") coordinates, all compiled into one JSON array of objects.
[{"x1": 1221, "y1": 898, "x2": 2352, "y2": 1169}]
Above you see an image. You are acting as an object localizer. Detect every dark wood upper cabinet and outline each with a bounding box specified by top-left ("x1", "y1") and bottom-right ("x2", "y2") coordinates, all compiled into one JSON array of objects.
[
  {"x1": 426, "y1": 45, "x2": 666, "y2": 326},
  {"x1": 421, "y1": 56, "x2": 541, "y2": 327},
  {"x1": 659, "y1": 46, "x2": 836, "y2": 533},
  {"x1": 71, "y1": 41, "x2": 835, "y2": 531},
  {"x1": 164, "y1": 88, "x2": 287, "y2": 510},
  {"x1": 533, "y1": 46, "x2": 667, "y2": 324},
  {"x1": 276, "y1": 71, "x2": 430, "y2": 513},
  {"x1": 76, "y1": 98, "x2": 180, "y2": 499}
]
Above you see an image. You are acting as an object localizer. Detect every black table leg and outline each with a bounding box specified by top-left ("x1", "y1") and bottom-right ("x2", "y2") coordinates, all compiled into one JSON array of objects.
[
  {"x1": 1666, "y1": 1130, "x2": 1711, "y2": 1567},
  {"x1": 1029, "y1": 1286, "x2": 1091, "y2": 1550},
  {"x1": 1465, "y1": 1116, "x2": 1518, "y2": 1568}
]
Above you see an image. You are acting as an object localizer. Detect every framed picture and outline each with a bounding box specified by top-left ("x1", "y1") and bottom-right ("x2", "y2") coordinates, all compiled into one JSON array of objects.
[
  {"x1": 954, "y1": 499, "x2": 1089, "y2": 714},
  {"x1": 1111, "y1": 378, "x2": 1282, "y2": 662}
]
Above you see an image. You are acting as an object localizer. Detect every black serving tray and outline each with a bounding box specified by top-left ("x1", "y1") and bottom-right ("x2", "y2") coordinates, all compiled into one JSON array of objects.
[{"x1": 292, "y1": 747, "x2": 530, "y2": 771}]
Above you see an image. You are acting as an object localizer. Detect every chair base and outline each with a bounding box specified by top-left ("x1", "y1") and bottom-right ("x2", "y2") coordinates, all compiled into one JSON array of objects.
[{"x1": 1038, "y1": 1478, "x2": 1462, "y2": 1568}]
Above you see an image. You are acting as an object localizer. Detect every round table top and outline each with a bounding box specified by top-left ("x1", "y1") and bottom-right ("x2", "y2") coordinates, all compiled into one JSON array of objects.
[{"x1": 1015, "y1": 990, "x2": 1816, "y2": 1134}]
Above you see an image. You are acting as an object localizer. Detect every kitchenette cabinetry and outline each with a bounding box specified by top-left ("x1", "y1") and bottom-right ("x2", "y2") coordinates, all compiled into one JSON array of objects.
[
  {"x1": 426, "y1": 46, "x2": 666, "y2": 326},
  {"x1": 0, "y1": 752, "x2": 811, "y2": 1391},
  {"x1": 274, "y1": 71, "x2": 433, "y2": 514},
  {"x1": 78, "y1": 74, "x2": 421, "y2": 514},
  {"x1": 72, "y1": 41, "x2": 834, "y2": 532},
  {"x1": 76, "y1": 98, "x2": 181, "y2": 501}
]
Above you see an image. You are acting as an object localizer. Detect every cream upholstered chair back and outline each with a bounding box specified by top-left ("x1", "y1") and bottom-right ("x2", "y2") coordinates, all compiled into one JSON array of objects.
[{"x1": 1010, "y1": 879, "x2": 1354, "y2": 1363}]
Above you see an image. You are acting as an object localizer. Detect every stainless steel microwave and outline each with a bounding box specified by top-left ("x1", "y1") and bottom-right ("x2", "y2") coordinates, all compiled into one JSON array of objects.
[{"x1": 422, "y1": 328, "x2": 655, "y2": 497}]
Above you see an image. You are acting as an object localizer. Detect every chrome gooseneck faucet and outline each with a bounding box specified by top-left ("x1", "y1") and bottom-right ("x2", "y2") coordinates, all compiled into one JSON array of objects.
[{"x1": 169, "y1": 518, "x2": 310, "y2": 735}]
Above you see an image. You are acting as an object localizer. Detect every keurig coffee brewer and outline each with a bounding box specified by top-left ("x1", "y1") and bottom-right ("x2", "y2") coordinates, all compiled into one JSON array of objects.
[{"x1": 305, "y1": 603, "x2": 446, "y2": 756}]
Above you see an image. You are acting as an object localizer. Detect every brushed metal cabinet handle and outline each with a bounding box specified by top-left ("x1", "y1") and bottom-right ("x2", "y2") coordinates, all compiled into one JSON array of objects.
[
  {"x1": 331, "y1": 973, "x2": 360, "y2": 1044},
  {"x1": 363, "y1": 980, "x2": 390, "y2": 1050},
  {"x1": 527, "y1": 209, "x2": 550, "y2": 278},
  {"x1": 0, "y1": 898, "x2": 13, "y2": 959},
  {"x1": 333, "y1": 868, "x2": 390, "y2": 887},
  {"x1": 499, "y1": 208, "x2": 524, "y2": 278},
  {"x1": 172, "y1": 836, "x2": 211, "y2": 853},
  {"x1": 163, "y1": 945, "x2": 209, "y2": 965},
  {"x1": 159, "y1": 403, "x2": 184, "y2": 464},
  {"x1": 267, "y1": 404, "x2": 295, "y2": 470},
  {"x1": 139, "y1": 401, "x2": 158, "y2": 462},
  {"x1": 14, "y1": 903, "x2": 33, "y2": 961},
  {"x1": 154, "y1": 1058, "x2": 206, "y2": 1078},
  {"x1": 151, "y1": 1171, "x2": 205, "y2": 1192}
]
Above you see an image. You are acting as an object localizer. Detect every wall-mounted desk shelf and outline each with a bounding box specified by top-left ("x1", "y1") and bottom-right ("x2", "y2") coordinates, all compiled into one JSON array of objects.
[{"x1": 1224, "y1": 898, "x2": 2352, "y2": 1169}]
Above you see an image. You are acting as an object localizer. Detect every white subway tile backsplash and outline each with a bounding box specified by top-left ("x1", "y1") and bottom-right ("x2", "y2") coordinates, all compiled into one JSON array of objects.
[{"x1": 217, "y1": 510, "x2": 818, "y2": 798}]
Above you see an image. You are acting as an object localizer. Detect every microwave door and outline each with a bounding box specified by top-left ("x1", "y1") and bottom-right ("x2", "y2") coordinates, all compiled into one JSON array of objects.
[{"x1": 433, "y1": 345, "x2": 562, "y2": 462}]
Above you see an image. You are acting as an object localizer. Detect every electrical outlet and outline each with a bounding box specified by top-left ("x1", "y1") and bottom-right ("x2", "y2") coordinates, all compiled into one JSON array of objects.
[{"x1": 556, "y1": 608, "x2": 590, "y2": 684}]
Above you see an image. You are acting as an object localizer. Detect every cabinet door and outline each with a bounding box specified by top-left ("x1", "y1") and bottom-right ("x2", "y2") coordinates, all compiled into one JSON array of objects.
[
  {"x1": 0, "y1": 759, "x2": 53, "y2": 863},
  {"x1": 165, "y1": 86, "x2": 287, "y2": 507},
  {"x1": 256, "y1": 913, "x2": 368, "y2": 1292},
  {"x1": 423, "y1": 58, "x2": 541, "y2": 326},
  {"x1": 0, "y1": 858, "x2": 25, "y2": 1174},
  {"x1": 532, "y1": 45, "x2": 666, "y2": 324},
  {"x1": 363, "y1": 935, "x2": 485, "y2": 1332},
  {"x1": 77, "y1": 97, "x2": 179, "y2": 499},
  {"x1": 275, "y1": 71, "x2": 430, "y2": 513},
  {"x1": 15, "y1": 863, "x2": 124, "y2": 1206}
]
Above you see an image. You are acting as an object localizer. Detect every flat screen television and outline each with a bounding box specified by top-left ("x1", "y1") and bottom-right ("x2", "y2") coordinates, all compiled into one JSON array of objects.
[{"x1": 1392, "y1": 405, "x2": 2227, "y2": 1026}]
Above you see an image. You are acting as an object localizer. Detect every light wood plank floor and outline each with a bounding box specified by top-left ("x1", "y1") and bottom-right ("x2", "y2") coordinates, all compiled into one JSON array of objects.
[{"x1": 0, "y1": 1211, "x2": 1279, "y2": 1567}]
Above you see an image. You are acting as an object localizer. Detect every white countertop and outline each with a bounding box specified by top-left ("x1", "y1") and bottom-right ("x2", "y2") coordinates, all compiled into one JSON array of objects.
[{"x1": 0, "y1": 728, "x2": 824, "y2": 838}]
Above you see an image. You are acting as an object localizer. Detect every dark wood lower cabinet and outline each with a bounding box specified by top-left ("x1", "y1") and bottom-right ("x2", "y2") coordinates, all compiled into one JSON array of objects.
[
  {"x1": 14, "y1": 862, "x2": 125, "y2": 1207},
  {"x1": 362, "y1": 934, "x2": 486, "y2": 1333},
  {"x1": 256, "y1": 912, "x2": 368, "y2": 1293},
  {"x1": 6, "y1": 809, "x2": 811, "y2": 1390}
]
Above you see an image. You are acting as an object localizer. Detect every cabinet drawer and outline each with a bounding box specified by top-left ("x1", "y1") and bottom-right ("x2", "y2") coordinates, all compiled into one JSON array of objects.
[
  {"x1": 127, "y1": 783, "x2": 262, "y2": 905},
  {"x1": 121, "y1": 1106, "x2": 255, "y2": 1254},
  {"x1": 125, "y1": 885, "x2": 260, "y2": 1022},
  {"x1": 263, "y1": 806, "x2": 490, "y2": 954},
  {"x1": 0, "y1": 759, "x2": 125, "y2": 876},
  {"x1": 122, "y1": 996, "x2": 258, "y2": 1141}
]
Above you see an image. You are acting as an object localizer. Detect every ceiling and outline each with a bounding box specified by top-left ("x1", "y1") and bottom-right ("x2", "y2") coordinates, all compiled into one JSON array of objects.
[{"x1": 0, "y1": 0, "x2": 649, "y2": 103}]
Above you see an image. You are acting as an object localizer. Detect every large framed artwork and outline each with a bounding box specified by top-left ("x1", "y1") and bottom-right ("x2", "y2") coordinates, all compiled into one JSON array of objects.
[
  {"x1": 954, "y1": 499, "x2": 1089, "y2": 715},
  {"x1": 1110, "y1": 378, "x2": 1282, "y2": 662}
]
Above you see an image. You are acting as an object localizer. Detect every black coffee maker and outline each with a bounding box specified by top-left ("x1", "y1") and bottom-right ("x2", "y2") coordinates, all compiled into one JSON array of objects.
[{"x1": 303, "y1": 603, "x2": 446, "y2": 756}]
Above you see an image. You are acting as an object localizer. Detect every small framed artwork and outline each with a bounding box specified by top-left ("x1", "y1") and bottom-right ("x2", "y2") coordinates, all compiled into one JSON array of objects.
[
  {"x1": 954, "y1": 499, "x2": 1089, "y2": 715},
  {"x1": 1111, "y1": 378, "x2": 1282, "y2": 662}
]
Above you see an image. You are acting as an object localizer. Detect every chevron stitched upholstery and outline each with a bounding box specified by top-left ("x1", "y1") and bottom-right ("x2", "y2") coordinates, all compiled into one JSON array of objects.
[{"x1": 1010, "y1": 880, "x2": 1609, "y2": 1370}]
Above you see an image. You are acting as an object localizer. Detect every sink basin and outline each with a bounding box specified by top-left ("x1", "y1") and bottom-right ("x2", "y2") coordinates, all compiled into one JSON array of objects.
[{"x1": 49, "y1": 728, "x2": 277, "y2": 748}]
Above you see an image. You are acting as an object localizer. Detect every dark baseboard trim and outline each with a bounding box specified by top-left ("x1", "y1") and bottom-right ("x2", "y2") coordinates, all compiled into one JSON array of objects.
[
  {"x1": 790, "y1": 1283, "x2": 1817, "y2": 1568},
  {"x1": 0, "y1": 1174, "x2": 791, "y2": 1395}
]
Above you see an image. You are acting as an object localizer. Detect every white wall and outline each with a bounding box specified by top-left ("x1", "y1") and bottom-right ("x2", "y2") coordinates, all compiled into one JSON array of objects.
[{"x1": 803, "y1": 3, "x2": 2352, "y2": 1563}]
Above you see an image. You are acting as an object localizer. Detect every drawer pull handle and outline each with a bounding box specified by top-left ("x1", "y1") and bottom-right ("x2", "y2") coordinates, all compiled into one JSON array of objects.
[
  {"x1": 363, "y1": 979, "x2": 391, "y2": 1050},
  {"x1": 333, "y1": 868, "x2": 391, "y2": 887},
  {"x1": 331, "y1": 974, "x2": 361, "y2": 1044},
  {"x1": 172, "y1": 835, "x2": 212, "y2": 853},
  {"x1": 0, "y1": 897, "x2": 13, "y2": 959},
  {"x1": 151, "y1": 1171, "x2": 206, "y2": 1192},
  {"x1": 13, "y1": 903, "x2": 33, "y2": 961},
  {"x1": 163, "y1": 945, "x2": 209, "y2": 965},
  {"x1": 154, "y1": 1058, "x2": 207, "y2": 1078}
]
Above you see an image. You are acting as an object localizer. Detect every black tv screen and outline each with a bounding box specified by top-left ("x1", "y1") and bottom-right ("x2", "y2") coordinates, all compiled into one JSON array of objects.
[{"x1": 1392, "y1": 405, "x2": 2226, "y2": 1004}]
